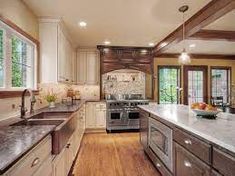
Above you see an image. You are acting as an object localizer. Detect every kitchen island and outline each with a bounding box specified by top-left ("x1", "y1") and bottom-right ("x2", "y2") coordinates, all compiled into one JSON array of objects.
[{"x1": 138, "y1": 104, "x2": 235, "y2": 176}]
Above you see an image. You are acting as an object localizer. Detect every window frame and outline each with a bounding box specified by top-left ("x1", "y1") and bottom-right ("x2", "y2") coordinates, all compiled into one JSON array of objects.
[
  {"x1": 157, "y1": 65, "x2": 181, "y2": 104},
  {"x1": 0, "y1": 16, "x2": 39, "y2": 98},
  {"x1": 210, "y1": 66, "x2": 232, "y2": 104}
]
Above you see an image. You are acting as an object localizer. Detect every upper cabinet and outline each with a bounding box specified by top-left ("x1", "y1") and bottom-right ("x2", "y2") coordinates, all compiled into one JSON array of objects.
[
  {"x1": 77, "y1": 49, "x2": 100, "y2": 85},
  {"x1": 39, "y1": 18, "x2": 76, "y2": 84}
]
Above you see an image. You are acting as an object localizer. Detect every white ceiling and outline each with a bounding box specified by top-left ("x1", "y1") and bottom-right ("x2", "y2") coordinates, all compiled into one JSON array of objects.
[
  {"x1": 164, "y1": 39, "x2": 235, "y2": 55},
  {"x1": 204, "y1": 10, "x2": 235, "y2": 31},
  {"x1": 23, "y1": 0, "x2": 210, "y2": 47}
]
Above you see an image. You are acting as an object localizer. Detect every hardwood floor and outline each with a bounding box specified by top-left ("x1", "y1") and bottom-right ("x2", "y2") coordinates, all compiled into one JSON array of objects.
[{"x1": 72, "y1": 132, "x2": 160, "y2": 176}]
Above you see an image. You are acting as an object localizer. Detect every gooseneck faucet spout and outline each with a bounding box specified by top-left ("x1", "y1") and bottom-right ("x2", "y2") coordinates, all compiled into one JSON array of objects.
[{"x1": 21, "y1": 89, "x2": 36, "y2": 120}]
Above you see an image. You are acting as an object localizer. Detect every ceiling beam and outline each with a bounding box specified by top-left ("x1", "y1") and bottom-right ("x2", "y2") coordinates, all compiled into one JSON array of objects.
[
  {"x1": 156, "y1": 53, "x2": 235, "y2": 60},
  {"x1": 189, "y1": 29, "x2": 235, "y2": 42},
  {"x1": 153, "y1": 0, "x2": 235, "y2": 56}
]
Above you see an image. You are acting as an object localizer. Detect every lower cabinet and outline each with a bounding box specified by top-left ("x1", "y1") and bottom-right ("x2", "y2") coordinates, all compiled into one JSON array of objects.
[
  {"x1": 53, "y1": 108, "x2": 85, "y2": 176},
  {"x1": 5, "y1": 135, "x2": 52, "y2": 176},
  {"x1": 175, "y1": 143, "x2": 211, "y2": 176},
  {"x1": 85, "y1": 102, "x2": 106, "y2": 130}
]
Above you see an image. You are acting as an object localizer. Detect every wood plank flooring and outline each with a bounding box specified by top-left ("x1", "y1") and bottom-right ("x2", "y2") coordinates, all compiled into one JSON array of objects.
[{"x1": 72, "y1": 132, "x2": 160, "y2": 176}]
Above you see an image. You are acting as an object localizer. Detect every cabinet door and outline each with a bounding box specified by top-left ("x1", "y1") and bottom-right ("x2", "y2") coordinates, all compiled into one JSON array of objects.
[
  {"x1": 65, "y1": 142, "x2": 73, "y2": 175},
  {"x1": 175, "y1": 143, "x2": 210, "y2": 176},
  {"x1": 57, "y1": 27, "x2": 66, "y2": 82},
  {"x1": 77, "y1": 51, "x2": 87, "y2": 84},
  {"x1": 86, "y1": 51, "x2": 99, "y2": 85},
  {"x1": 85, "y1": 103, "x2": 96, "y2": 128},
  {"x1": 96, "y1": 108, "x2": 106, "y2": 128},
  {"x1": 71, "y1": 50, "x2": 76, "y2": 84},
  {"x1": 53, "y1": 149, "x2": 66, "y2": 176}
]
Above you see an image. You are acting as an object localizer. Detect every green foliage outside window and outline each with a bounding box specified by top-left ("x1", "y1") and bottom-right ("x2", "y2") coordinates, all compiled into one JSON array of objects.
[
  {"x1": 11, "y1": 37, "x2": 27, "y2": 87},
  {"x1": 159, "y1": 68, "x2": 179, "y2": 104}
]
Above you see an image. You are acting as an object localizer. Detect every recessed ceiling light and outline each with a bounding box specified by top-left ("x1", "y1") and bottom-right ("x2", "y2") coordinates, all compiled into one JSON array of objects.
[
  {"x1": 79, "y1": 21, "x2": 87, "y2": 27},
  {"x1": 189, "y1": 44, "x2": 196, "y2": 48},
  {"x1": 104, "y1": 41, "x2": 111, "y2": 45},
  {"x1": 148, "y1": 42, "x2": 154, "y2": 47}
]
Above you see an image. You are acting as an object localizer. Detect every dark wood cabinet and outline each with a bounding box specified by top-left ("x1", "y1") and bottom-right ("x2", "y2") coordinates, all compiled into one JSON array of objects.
[
  {"x1": 213, "y1": 148, "x2": 235, "y2": 176},
  {"x1": 175, "y1": 143, "x2": 211, "y2": 176},
  {"x1": 211, "y1": 170, "x2": 222, "y2": 176},
  {"x1": 139, "y1": 109, "x2": 149, "y2": 150},
  {"x1": 174, "y1": 128, "x2": 211, "y2": 164}
]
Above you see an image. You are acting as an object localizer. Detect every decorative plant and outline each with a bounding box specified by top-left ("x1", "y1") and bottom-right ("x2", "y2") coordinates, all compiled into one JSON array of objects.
[{"x1": 45, "y1": 89, "x2": 57, "y2": 103}]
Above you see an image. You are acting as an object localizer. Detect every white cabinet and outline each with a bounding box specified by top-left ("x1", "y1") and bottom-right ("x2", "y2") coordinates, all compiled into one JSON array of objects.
[
  {"x1": 85, "y1": 102, "x2": 106, "y2": 129},
  {"x1": 76, "y1": 49, "x2": 99, "y2": 85},
  {"x1": 85, "y1": 102, "x2": 96, "y2": 128},
  {"x1": 39, "y1": 18, "x2": 76, "y2": 84},
  {"x1": 6, "y1": 135, "x2": 52, "y2": 176},
  {"x1": 53, "y1": 147, "x2": 67, "y2": 176},
  {"x1": 52, "y1": 105, "x2": 85, "y2": 176}
]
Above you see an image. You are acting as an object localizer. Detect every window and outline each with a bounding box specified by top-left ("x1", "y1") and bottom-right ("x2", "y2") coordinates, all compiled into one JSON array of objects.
[
  {"x1": 211, "y1": 67, "x2": 231, "y2": 103},
  {"x1": 0, "y1": 20, "x2": 36, "y2": 90},
  {"x1": 158, "y1": 66, "x2": 181, "y2": 104},
  {"x1": 188, "y1": 70, "x2": 204, "y2": 104},
  {"x1": 0, "y1": 28, "x2": 4, "y2": 87}
]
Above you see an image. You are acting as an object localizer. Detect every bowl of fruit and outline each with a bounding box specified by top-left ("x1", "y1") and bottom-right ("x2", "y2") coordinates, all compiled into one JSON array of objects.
[{"x1": 191, "y1": 102, "x2": 222, "y2": 118}]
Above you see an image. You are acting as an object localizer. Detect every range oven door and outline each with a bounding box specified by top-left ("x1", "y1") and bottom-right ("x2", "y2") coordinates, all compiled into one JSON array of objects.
[
  {"x1": 148, "y1": 117, "x2": 173, "y2": 172},
  {"x1": 127, "y1": 110, "x2": 140, "y2": 129},
  {"x1": 107, "y1": 109, "x2": 127, "y2": 130}
]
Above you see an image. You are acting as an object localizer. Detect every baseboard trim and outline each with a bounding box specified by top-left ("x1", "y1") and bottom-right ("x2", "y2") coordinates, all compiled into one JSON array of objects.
[{"x1": 85, "y1": 128, "x2": 106, "y2": 133}]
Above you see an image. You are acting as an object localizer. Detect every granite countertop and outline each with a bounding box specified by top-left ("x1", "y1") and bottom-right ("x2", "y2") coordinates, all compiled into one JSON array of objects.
[
  {"x1": 0, "y1": 125, "x2": 55, "y2": 174},
  {"x1": 0, "y1": 100, "x2": 86, "y2": 174},
  {"x1": 138, "y1": 104, "x2": 235, "y2": 155}
]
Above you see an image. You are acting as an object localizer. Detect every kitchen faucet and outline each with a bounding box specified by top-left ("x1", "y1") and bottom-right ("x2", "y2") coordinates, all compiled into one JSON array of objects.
[{"x1": 20, "y1": 89, "x2": 36, "y2": 120}]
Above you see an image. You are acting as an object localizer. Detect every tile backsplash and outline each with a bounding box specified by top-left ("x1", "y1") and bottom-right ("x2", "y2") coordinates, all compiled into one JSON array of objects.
[
  {"x1": 0, "y1": 83, "x2": 100, "y2": 121},
  {"x1": 102, "y1": 69, "x2": 145, "y2": 98}
]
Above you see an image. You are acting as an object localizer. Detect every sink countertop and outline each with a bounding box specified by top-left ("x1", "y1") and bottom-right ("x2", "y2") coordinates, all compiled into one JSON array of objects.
[
  {"x1": 0, "y1": 125, "x2": 55, "y2": 174},
  {"x1": 138, "y1": 104, "x2": 235, "y2": 156},
  {"x1": 0, "y1": 100, "x2": 86, "y2": 174}
]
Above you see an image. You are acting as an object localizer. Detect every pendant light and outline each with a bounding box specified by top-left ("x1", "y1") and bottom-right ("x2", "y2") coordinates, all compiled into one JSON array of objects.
[{"x1": 178, "y1": 5, "x2": 191, "y2": 64}]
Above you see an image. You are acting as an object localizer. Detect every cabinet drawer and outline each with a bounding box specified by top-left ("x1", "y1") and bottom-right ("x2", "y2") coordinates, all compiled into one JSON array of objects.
[
  {"x1": 146, "y1": 148, "x2": 172, "y2": 176},
  {"x1": 175, "y1": 143, "x2": 210, "y2": 176},
  {"x1": 8, "y1": 135, "x2": 52, "y2": 176},
  {"x1": 213, "y1": 148, "x2": 235, "y2": 176},
  {"x1": 174, "y1": 128, "x2": 211, "y2": 164}
]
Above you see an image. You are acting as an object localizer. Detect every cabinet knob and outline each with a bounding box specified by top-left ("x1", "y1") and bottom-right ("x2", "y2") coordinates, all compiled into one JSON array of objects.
[
  {"x1": 184, "y1": 139, "x2": 192, "y2": 145},
  {"x1": 156, "y1": 163, "x2": 161, "y2": 168},
  {"x1": 184, "y1": 160, "x2": 192, "y2": 168},
  {"x1": 66, "y1": 143, "x2": 71, "y2": 148}
]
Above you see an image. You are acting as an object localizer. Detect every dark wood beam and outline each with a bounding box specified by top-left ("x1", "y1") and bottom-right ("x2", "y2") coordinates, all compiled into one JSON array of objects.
[
  {"x1": 156, "y1": 53, "x2": 235, "y2": 60},
  {"x1": 153, "y1": 0, "x2": 235, "y2": 56},
  {"x1": 189, "y1": 29, "x2": 235, "y2": 42}
]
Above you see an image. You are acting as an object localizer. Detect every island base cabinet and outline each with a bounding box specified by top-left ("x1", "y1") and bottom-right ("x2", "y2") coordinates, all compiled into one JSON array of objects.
[
  {"x1": 213, "y1": 148, "x2": 235, "y2": 176},
  {"x1": 175, "y1": 143, "x2": 211, "y2": 176}
]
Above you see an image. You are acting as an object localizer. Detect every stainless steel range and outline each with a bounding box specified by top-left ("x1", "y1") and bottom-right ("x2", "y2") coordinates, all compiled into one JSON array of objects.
[{"x1": 106, "y1": 94, "x2": 149, "y2": 132}]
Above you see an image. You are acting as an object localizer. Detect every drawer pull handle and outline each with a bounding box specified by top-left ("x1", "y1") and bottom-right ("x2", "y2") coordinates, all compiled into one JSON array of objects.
[
  {"x1": 184, "y1": 139, "x2": 192, "y2": 145},
  {"x1": 31, "y1": 157, "x2": 40, "y2": 167},
  {"x1": 184, "y1": 160, "x2": 192, "y2": 168}
]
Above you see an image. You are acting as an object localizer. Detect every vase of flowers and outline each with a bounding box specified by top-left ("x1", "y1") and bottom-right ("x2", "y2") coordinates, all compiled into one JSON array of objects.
[{"x1": 45, "y1": 90, "x2": 57, "y2": 108}]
